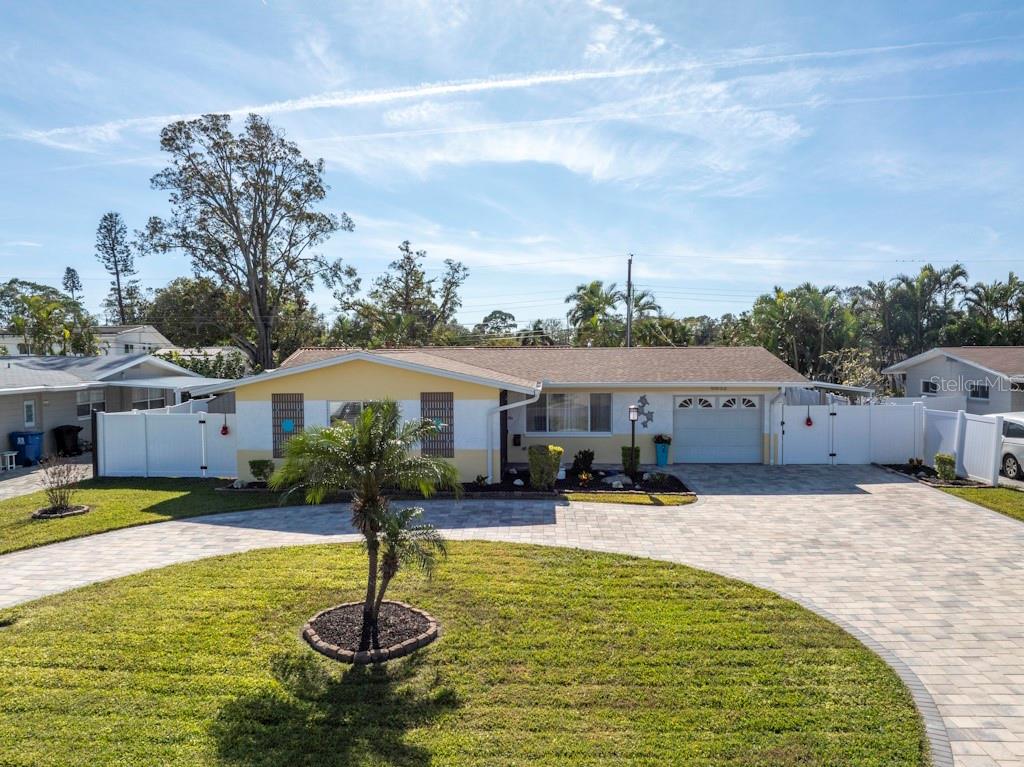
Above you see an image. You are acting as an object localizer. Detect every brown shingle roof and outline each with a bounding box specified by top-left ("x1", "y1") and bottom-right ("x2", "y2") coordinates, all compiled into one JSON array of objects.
[
  {"x1": 939, "y1": 347, "x2": 1024, "y2": 378},
  {"x1": 279, "y1": 346, "x2": 807, "y2": 385}
]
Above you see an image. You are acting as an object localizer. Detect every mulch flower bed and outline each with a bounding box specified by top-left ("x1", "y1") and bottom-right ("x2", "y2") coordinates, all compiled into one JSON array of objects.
[
  {"x1": 882, "y1": 463, "x2": 985, "y2": 488},
  {"x1": 221, "y1": 470, "x2": 692, "y2": 498},
  {"x1": 465, "y1": 468, "x2": 691, "y2": 495},
  {"x1": 302, "y1": 600, "x2": 439, "y2": 664},
  {"x1": 31, "y1": 505, "x2": 90, "y2": 520}
]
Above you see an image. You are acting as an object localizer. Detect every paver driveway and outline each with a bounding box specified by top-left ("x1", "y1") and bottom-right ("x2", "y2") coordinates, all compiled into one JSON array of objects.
[{"x1": 2, "y1": 464, "x2": 1023, "y2": 766}]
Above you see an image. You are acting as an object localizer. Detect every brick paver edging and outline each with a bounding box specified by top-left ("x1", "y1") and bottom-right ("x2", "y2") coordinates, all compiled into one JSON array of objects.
[{"x1": 301, "y1": 600, "x2": 440, "y2": 664}]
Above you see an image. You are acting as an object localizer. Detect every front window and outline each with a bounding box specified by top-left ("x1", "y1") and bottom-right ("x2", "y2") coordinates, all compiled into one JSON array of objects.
[
  {"x1": 77, "y1": 389, "x2": 105, "y2": 418},
  {"x1": 23, "y1": 399, "x2": 35, "y2": 427},
  {"x1": 525, "y1": 393, "x2": 612, "y2": 433},
  {"x1": 123, "y1": 343, "x2": 134, "y2": 354},
  {"x1": 921, "y1": 380, "x2": 938, "y2": 395},
  {"x1": 131, "y1": 387, "x2": 166, "y2": 410},
  {"x1": 968, "y1": 382, "x2": 990, "y2": 401},
  {"x1": 328, "y1": 400, "x2": 378, "y2": 426}
]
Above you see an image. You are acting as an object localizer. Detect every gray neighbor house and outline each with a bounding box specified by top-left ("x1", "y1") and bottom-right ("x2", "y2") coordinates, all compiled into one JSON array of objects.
[
  {"x1": 0, "y1": 354, "x2": 227, "y2": 457},
  {"x1": 883, "y1": 346, "x2": 1024, "y2": 415}
]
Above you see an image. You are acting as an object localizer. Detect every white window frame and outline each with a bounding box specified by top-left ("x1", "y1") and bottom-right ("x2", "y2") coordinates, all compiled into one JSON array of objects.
[
  {"x1": 967, "y1": 382, "x2": 990, "y2": 401},
  {"x1": 77, "y1": 389, "x2": 106, "y2": 419},
  {"x1": 921, "y1": 379, "x2": 938, "y2": 395},
  {"x1": 23, "y1": 399, "x2": 36, "y2": 428},
  {"x1": 123, "y1": 343, "x2": 134, "y2": 354},
  {"x1": 131, "y1": 387, "x2": 166, "y2": 410},
  {"x1": 328, "y1": 400, "x2": 376, "y2": 426},
  {"x1": 524, "y1": 392, "x2": 612, "y2": 436}
]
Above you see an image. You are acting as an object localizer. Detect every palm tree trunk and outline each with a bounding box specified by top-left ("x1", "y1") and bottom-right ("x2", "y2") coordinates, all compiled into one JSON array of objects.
[
  {"x1": 359, "y1": 536, "x2": 379, "y2": 652},
  {"x1": 371, "y1": 572, "x2": 394, "y2": 649}
]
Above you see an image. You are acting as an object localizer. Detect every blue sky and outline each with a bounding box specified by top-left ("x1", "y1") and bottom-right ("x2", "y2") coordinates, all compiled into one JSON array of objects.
[{"x1": 2, "y1": 1, "x2": 1024, "y2": 331}]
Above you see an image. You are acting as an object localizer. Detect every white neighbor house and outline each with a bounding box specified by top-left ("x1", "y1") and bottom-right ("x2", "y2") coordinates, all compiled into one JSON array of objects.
[{"x1": 883, "y1": 347, "x2": 1024, "y2": 415}]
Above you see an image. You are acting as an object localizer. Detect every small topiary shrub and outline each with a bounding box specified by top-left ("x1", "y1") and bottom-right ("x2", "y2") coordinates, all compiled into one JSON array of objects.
[
  {"x1": 249, "y1": 459, "x2": 276, "y2": 483},
  {"x1": 621, "y1": 445, "x2": 640, "y2": 478},
  {"x1": 528, "y1": 445, "x2": 563, "y2": 490},
  {"x1": 577, "y1": 470, "x2": 592, "y2": 487},
  {"x1": 644, "y1": 472, "x2": 676, "y2": 490},
  {"x1": 571, "y1": 448, "x2": 595, "y2": 474},
  {"x1": 934, "y1": 453, "x2": 956, "y2": 481}
]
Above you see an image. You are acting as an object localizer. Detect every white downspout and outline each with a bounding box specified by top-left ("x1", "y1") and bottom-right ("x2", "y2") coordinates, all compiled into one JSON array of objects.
[{"x1": 486, "y1": 386, "x2": 542, "y2": 484}]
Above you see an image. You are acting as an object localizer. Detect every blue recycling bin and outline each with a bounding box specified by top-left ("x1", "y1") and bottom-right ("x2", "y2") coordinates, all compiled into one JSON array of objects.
[
  {"x1": 655, "y1": 442, "x2": 670, "y2": 466},
  {"x1": 9, "y1": 431, "x2": 44, "y2": 466}
]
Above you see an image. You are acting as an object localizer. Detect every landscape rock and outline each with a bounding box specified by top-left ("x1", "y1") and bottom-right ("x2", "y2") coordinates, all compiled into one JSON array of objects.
[
  {"x1": 512, "y1": 478, "x2": 525, "y2": 487},
  {"x1": 602, "y1": 473, "x2": 633, "y2": 487}
]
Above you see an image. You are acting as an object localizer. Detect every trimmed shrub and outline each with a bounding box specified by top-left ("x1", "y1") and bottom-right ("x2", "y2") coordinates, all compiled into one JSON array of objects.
[
  {"x1": 571, "y1": 449, "x2": 595, "y2": 474},
  {"x1": 934, "y1": 453, "x2": 956, "y2": 481},
  {"x1": 249, "y1": 459, "x2": 276, "y2": 483},
  {"x1": 528, "y1": 445, "x2": 563, "y2": 490},
  {"x1": 621, "y1": 445, "x2": 640, "y2": 477}
]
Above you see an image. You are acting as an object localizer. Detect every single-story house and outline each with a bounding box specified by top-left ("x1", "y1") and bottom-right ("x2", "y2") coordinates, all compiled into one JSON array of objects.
[
  {"x1": 0, "y1": 354, "x2": 228, "y2": 456},
  {"x1": 195, "y1": 346, "x2": 810, "y2": 483},
  {"x1": 883, "y1": 347, "x2": 1024, "y2": 415}
]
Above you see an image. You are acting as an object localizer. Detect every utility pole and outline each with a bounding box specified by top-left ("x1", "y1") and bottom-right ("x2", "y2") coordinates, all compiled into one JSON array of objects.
[{"x1": 625, "y1": 253, "x2": 634, "y2": 348}]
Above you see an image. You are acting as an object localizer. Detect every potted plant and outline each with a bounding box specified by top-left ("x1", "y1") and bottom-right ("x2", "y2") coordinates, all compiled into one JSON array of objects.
[{"x1": 653, "y1": 434, "x2": 672, "y2": 467}]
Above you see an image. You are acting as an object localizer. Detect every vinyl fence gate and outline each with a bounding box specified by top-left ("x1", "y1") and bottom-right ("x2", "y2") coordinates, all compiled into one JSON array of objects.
[{"x1": 95, "y1": 410, "x2": 237, "y2": 478}]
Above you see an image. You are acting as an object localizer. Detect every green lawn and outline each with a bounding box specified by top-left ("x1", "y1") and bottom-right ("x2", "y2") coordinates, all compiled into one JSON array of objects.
[
  {"x1": 0, "y1": 479, "x2": 278, "y2": 555},
  {"x1": 564, "y1": 491, "x2": 697, "y2": 506},
  {"x1": 943, "y1": 486, "x2": 1024, "y2": 523},
  {"x1": 0, "y1": 542, "x2": 926, "y2": 766}
]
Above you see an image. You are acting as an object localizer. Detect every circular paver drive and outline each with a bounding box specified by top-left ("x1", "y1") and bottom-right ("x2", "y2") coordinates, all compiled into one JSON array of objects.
[{"x1": 1, "y1": 465, "x2": 1023, "y2": 766}]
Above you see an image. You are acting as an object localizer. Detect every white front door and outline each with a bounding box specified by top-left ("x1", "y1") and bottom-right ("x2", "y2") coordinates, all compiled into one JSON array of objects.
[{"x1": 672, "y1": 395, "x2": 762, "y2": 463}]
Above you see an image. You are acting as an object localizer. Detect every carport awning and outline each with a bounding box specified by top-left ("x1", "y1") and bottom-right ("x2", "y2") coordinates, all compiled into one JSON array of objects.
[{"x1": 101, "y1": 376, "x2": 231, "y2": 392}]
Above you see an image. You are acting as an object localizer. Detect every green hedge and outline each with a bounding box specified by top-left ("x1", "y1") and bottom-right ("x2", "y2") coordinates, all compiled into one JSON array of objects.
[
  {"x1": 621, "y1": 446, "x2": 640, "y2": 477},
  {"x1": 934, "y1": 453, "x2": 956, "y2": 481},
  {"x1": 528, "y1": 445, "x2": 564, "y2": 490}
]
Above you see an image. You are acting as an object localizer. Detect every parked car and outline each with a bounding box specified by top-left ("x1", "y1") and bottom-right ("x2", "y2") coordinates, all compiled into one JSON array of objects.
[{"x1": 996, "y1": 414, "x2": 1024, "y2": 480}]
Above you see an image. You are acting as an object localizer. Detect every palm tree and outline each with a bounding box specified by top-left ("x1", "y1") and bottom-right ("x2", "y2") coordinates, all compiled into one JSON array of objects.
[
  {"x1": 565, "y1": 280, "x2": 621, "y2": 328},
  {"x1": 628, "y1": 289, "x2": 661, "y2": 319},
  {"x1": 270, "y1": 400, "x2": 458, "y2": 651}
]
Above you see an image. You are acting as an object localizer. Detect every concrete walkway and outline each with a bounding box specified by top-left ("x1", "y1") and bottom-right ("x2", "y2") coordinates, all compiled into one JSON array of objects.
[
  {"x1": 0, "y1": 454, "x2": 92, "y2": 501},
  {"x1": 2, "y1": 465, "x2": 1024, "y2": 767}
]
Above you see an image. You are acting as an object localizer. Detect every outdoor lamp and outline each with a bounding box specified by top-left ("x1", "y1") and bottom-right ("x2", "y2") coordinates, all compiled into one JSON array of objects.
[{"x1": 627, "y1": 404, "x2": 639, "y2": 480}]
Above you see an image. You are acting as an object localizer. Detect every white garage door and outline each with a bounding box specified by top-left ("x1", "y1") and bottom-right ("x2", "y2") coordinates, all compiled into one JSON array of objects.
[{"x1": 672, "y1": 395, "x2": 763, "y2": 463}]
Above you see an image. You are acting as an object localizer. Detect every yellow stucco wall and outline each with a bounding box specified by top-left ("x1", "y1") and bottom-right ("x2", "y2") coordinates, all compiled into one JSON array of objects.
[
  {"x1": 236, "y1": 448, "x2": 490, "y2": 483},
  {"x1": 234, "y1": 359, "x2": 500, "y2": 401}
]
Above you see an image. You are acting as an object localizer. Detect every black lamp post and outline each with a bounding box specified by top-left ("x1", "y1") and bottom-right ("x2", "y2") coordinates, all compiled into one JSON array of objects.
[{"x1": 628, "y1": 404, "x2": 639, "y2": 478}]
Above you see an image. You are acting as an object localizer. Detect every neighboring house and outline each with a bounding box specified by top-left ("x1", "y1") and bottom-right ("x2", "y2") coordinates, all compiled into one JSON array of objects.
[
  {"x1": 195, "y1": 346, "x2": 809, "y2": 483},
  {"x1": 0, "y1": 333, "x2": 29, "y2": 356},
  {"x1": 883, "y1": 347, "x2": 1024, "y2": 415},
  {"x1": 95, "y1": 325, "x2": 173, "y2": 355},
  {"x1": 0, "y1": 354, "x2": 228, "y2": 455}
]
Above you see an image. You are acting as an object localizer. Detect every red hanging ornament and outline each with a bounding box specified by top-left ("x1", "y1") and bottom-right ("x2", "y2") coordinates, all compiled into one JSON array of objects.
[
  {"x1": 220, "y1": 414, "x2": 230, "y2": 436},
  {"x1": 804, "y1": 405, "x2": 813, "y2": 427}
]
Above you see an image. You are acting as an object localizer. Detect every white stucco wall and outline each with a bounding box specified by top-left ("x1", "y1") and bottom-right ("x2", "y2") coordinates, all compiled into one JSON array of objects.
[{"x1": 236, "y1": 400, "x2": 272, "y2": 451}]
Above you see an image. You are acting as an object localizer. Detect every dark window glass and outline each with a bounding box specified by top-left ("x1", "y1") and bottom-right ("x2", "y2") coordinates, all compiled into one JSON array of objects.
[{"x1": 589, "y1": 393, "x2": 611, "y2": 432}]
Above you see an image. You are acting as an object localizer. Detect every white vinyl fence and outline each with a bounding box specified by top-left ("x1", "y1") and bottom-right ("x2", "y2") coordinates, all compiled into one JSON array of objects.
[
  {"x1": 776, "y1": 403, "x2": 1004, "y2": 485},
  {"x1": 96, "y1": 410, "x2": 237, "y2": 478}
]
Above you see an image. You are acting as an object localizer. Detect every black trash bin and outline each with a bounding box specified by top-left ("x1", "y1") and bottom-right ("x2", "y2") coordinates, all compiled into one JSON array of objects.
[{"x1": 52, "y1": 425, "x2": 84, "y2": 456}]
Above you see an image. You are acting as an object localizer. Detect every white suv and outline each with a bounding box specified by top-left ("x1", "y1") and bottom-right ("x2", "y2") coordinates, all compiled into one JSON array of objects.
[{"x1": 998, "y1": 414, "x2": 1024, "y2": 480}]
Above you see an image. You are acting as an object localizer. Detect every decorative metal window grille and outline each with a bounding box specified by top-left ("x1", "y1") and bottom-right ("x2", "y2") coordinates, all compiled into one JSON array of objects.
[
  {"x1": 272, "y1": 393, "x2": 304, "y2": 458},
  {"x1": 420, "y1": 392, "x2": 454, "y2": 457}
]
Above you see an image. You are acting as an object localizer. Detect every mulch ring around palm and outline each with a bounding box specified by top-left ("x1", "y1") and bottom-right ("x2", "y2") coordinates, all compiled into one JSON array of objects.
[
  {"x1": 31, "y1": 505, "x2": 90, "y2": 520},
  {"x1": 302, "y1": 600, "x2": 439, "y2": 664}
]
